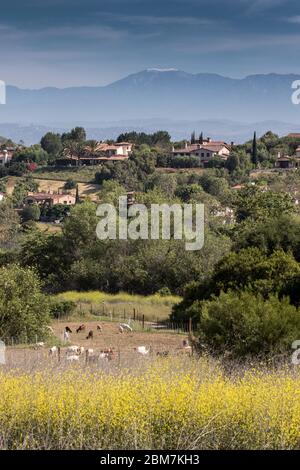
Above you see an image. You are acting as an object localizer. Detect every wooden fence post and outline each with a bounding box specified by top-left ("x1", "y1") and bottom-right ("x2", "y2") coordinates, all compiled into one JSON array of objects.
[
  {"x1": 85, "y1": 349, "x2": 89, "y2": 366},
  {"x1": 142, "y1": 314, "x2": 145, "y2": 330},
  {"x1": 133, "y1": 308, "x2": 136, "y2": 321},
  {"x1": 58, "y1": 347, "x2": 61, "y2": 363}
]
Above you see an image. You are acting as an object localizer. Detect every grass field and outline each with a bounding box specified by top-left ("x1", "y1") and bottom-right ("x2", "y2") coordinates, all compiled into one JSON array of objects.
[
  {"x1": 56, "y1": 291, "x2": 181, "y2": 322},
  {"x1": 32, "y1": 166, "x2": 98, "y2": 183},
  {"x1": 1, "y1": 358, "x2": 300, "y2": 449}
]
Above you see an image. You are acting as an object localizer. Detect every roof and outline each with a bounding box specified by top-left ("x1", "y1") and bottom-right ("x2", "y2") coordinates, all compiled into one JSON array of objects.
[
  {"x1": 288, "y1": 133, "x2": 300, "y2": 138},
  {"x1": 173, "y1": 142, "x2": 228, "y2": 154},
  {"x1": 26, "y1": 192, "x2": 75, "y2": 201}
]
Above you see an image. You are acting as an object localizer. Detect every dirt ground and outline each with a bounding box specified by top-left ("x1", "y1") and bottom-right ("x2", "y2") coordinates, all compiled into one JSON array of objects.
[
  {"x1": 4, "y1": 321, "x2": 190, "y2": 370},
  {"x1": 52, "y1": 320, "x2": 187, "y2": 353}
]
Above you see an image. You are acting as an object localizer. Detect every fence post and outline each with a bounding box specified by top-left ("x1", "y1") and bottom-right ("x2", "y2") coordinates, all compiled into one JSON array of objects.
[
  {"x1": 58, "y1": 347, "x2": 61, "y2": 363},
  {"x1": 189, "y1": 317, "x2": 192, "y2": 336},
  {"x1": 133, "y1": 308, "x2": 136, "y2": 321},
  {"x1": 85, "y1": 349, "x2": 89, "y2": 366},
  {"x1": 142, "y1": 315, "x2": 145, "y2": 330}
]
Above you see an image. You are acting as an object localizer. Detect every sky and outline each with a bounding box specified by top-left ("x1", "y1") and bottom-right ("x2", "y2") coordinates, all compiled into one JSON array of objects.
[{"x1": 1, "y1": 0, "x2": 300, "y2": 88}]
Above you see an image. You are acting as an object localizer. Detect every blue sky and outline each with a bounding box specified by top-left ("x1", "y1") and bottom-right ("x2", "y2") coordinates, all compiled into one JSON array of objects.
[{"x1": 2, "y1": 0, "x2": 300, "y2": 87}]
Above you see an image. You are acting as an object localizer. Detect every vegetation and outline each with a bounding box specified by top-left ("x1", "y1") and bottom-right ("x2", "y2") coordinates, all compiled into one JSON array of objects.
[
  {"x1": 2, "y1": 360, "x2": 300, "y2": 449},
  {"x1": 0, "y1": 264, "x2": 50, "y2": 342}
]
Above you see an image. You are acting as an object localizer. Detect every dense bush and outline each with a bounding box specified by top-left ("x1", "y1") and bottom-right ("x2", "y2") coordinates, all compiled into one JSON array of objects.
[
  {"x1": 49, "y1": 299, "x2": 76, "y2": 319},
  {"x1": 196, "y1": 291, "x2": 300, "y2": 357},
  {"x1": 0, "y1": 264, "x2": 50, "y2": 342}
]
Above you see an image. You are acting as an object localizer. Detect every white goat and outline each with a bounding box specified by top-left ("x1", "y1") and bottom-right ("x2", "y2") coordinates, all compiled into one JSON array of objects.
[
  {"x1": 66, "y1": 355, "x2": 80, "y2": 363},
  {"x1": 119, "y1": 323, "x2": 133, "y2": 332},
  {"x1": 63, "y1": 331, "x2": 70, "y2": 343},
  {"x1": 49, "y1": 346, "x2": 58, "y2": 356},
  {"x1": 34, "y1": 342, "x2": 45, "y2": 350},
  {"x1": 67, "y1": 345, "x2": 80, "y2": 354},
  {"x1": 134, "y1": 346, "x2": 150, "y2": 356}
]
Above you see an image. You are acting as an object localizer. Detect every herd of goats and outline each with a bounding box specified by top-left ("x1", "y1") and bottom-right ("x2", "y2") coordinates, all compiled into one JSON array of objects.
[{"x1": 31, "y1": 323, "x2": 193, "y2": 364}]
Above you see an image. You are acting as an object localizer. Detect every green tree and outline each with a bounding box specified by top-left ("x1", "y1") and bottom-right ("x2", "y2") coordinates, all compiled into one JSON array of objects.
[
  {"x1": 251, "y1": 131, "x2": 258, "y2": 167},
  {"x1": 0, "y1": 264, "x2": 50, "y2": 342},
  {"x1": 40, "y1": 132, "x2": 62, "y2": 156},
  {"x1": 196, "y1": 291, "x2": 300, "y2": 357},
  {"x1": 22, "y1": 204, "x2": 41, "y2": 222}
]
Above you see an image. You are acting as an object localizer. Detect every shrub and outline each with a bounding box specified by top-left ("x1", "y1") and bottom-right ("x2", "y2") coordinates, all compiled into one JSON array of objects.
[
  {"x1": 0, "y1": 264, "x2": 50, "y2": 342},
  {"x1": 196, "y1": 290, "x2": 300, "y2": 357},
  {"x1": 22, "y1": 204, "x2": 41, "y2": 222},
  {"x1": 49, "y1": 299, "x2": 76, "y2": 319},
  {"x1": 64, "y1": 178, "x2": 76, "y2": 190}
]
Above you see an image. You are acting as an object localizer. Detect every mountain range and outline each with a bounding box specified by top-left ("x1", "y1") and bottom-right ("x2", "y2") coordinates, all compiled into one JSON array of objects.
[{"x1": 1, "y1": 69, "x2": 300, "y2": 144}]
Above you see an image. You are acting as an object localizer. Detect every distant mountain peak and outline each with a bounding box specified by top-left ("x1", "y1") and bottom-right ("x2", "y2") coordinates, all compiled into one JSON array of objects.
[{"x1": 146, "y1": 68, "x2": 179, "y2": 72}]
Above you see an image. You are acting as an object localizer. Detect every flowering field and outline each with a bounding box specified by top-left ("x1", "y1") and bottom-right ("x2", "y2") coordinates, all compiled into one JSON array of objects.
[{"x1": 0, "y1": 358, "x2": 300, "y2": 450}]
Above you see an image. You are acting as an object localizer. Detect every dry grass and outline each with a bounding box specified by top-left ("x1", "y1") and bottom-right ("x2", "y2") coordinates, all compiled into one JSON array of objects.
[{"x1": 56, "y1": 291, "x2": 181, "y2": 322}]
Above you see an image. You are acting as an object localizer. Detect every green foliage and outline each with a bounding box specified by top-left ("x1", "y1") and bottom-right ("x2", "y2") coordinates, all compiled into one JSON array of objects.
[
  {"x1": 40, "y1": 132, "x2": 62, "y2": 156},
  {"x1": 0, "y1": 264, "x2": 50, "y2": 342},
  {"x1": 22, "y1": 204, "x2": 41, "y2": 222},
  {"x1": 117, "y1": 130, "x2": 171, "y2": 148},
  {"x1": 235, "y1": 186, "x2": 296, "y2": 222},
  {"x1": 196, "y1": 291, "x2": 300, "y2": 357},
  {"x1": 0, "y1": 201, "x2": 20, "y2": 249},
  {"x1": 49, "y1": 299, "x2": 76, "y2": 319},
  {"x1": 64, "y1": 178, "x2": 76, "y2": 190},
  {"x1": 13, "y1": 145, "x2": 49, "y2": 165}
]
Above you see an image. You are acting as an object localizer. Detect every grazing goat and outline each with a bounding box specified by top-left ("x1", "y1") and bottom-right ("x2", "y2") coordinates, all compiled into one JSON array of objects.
[
  {"x1": 86, "y1": 330, "x2": 94, "y2": 340},
  {"x1": 119, "y1": 323, "x2": 133, "y2": 332},
  {"x1": 97, "y1": 325, "x2": 102, "y2": 331},
  {"x1": 134, "y1": 346, "x2": 150, "y2": 356},
  {"x1": 157, "y1": 351, "x2": 169, "y2": 357},
  {"x1": 49, "y1": 346, "x2": 58, "y2": 356},
  {"x1": 76, "y1": 324, "x2": 85, "y2": 333},
  {"x1": 65, "y1": 326, "x2": 72, "y2": 333},
  {"x1": 34, "y1": 342, "x2": 45, "y2": 350},
  {"x1": 67, "y1": 345, "x2": 80, "y2": 354},
  {"x1": 63, "y1": 331, "x2": 70, "y2": 343},
  {"x1": 66, "y1": 355, "x2": 79, "y2": 363}
]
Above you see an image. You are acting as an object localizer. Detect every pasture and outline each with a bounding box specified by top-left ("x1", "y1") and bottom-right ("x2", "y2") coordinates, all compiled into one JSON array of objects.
[{"x1": 4, "y1": 319, "x2": 189, "y2": 371}]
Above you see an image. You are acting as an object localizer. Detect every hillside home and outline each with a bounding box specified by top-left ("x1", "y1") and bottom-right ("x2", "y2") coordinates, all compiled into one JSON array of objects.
[
  {"x1": 24, "y1": 192, "x2": 76, "y2": 206},
  {"x1": 63, "y1": 141, "x2": 133, "y2": 165},
  {"x1": 172, "y1": 136, "x2": 231, "y2": 166},
  {"x1": 275, "y1": 153, "x2": 300, "y2": 169}
]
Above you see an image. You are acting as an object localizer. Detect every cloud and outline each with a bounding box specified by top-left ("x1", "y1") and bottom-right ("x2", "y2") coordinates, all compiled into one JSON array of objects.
[
  {"x1": 98, "y1": 13, "x2": 217, "y2": 27},
  {"x1": 286, "y1": 16, "x2": 300, "y2": 24}
]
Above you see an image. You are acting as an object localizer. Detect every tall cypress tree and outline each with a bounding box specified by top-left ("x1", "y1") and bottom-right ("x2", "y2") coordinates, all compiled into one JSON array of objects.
[
  {"x1": 191, "y1": 131, "x2": 196, "y2": 144},
  {"x1": 251, "y1": 131, "x2": 258, "y2": 167},
  {"x1": 199, "y1": 132, "x2": 203, "y2": 144}
]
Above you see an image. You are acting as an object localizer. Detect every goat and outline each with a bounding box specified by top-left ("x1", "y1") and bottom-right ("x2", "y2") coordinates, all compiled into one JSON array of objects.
[
  {"x1": 119, "y1": 323, "x2": 133, "y2": 332},
  {"x1": 67, "y1": 345, "x2": 80, "y2": 354},
  {"x1": 134, "y1": 346, "x2": 150, "y2": 356},
  {"x1": 76, "y1": 324, "x2": 85, "y2": 333},
  {"x1": 97, "y1": 325, "x2": 102, "y2": 332},
  {"x1": 46, "y1": 326, "x2": 54, "y2": 334},
  {"x1": 66, "y1": 355, "x2": 79, "y2": 363},
  {"x1": 65, "y1": 326, "x2": 72, "y2": 333},
  {"x1": 34, "y1": 342, "x2": 45, "y2": 350},
  {"x1": 157, "y1": 351, "x2": 169, "y2": 357},
  {"x1": 63, "y1": 331, "x2": 70, "y2": 343},
  {"x1": 86, "y1": 330, "x2": 94, "y2": 340},
  {"x1": 49, "y1": 346, "x2": 58, "y2": 356}
]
